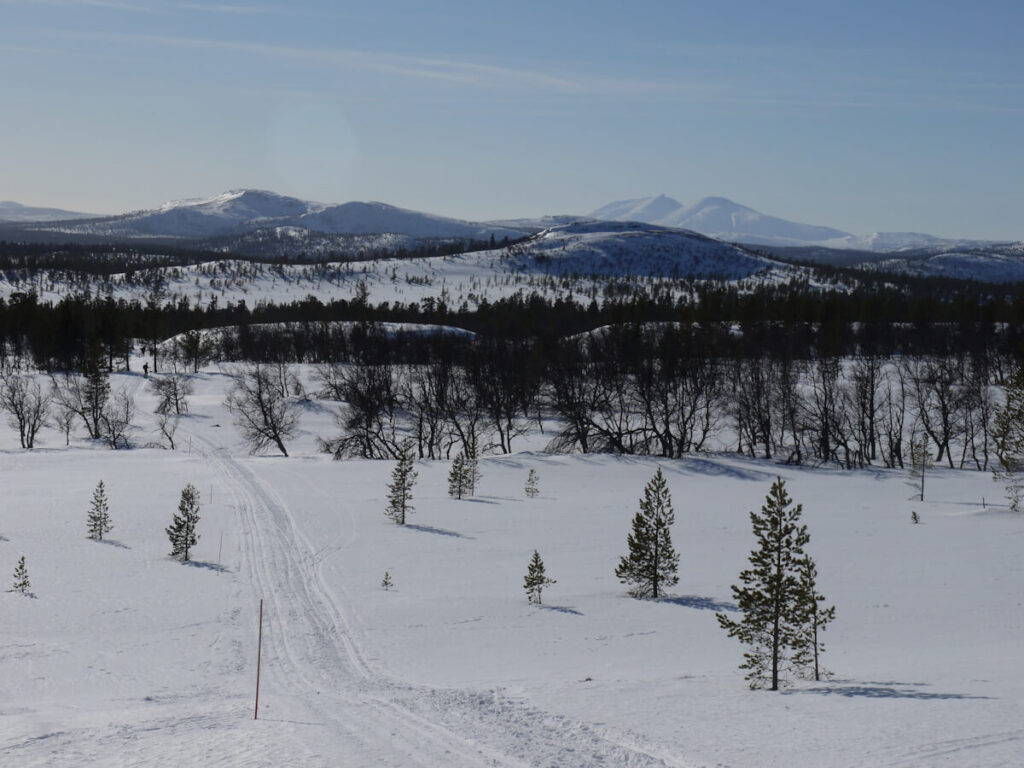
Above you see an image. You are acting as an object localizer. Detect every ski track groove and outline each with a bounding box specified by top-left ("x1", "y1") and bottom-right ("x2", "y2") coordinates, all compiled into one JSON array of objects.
[
  {"x1": 198, "y1": 435, "x2": 692, "y2": 767},
  {"x1": 876, "y1": 728, "x2": 1024, "y2": 767}
]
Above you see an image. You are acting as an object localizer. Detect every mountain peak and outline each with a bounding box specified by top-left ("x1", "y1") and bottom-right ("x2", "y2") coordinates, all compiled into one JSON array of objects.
[{"x1": 588, "y1": 194, "x2": 851, "y2": 246}]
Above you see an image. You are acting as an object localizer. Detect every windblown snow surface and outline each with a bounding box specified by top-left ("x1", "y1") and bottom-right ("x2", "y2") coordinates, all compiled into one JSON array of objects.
[{"x1": 1, "y1": 366, "x2": 1022, "y2": 767}]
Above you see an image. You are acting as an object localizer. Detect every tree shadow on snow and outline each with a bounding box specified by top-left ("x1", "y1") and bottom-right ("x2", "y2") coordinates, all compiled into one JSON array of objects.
[
  {"x1": 785, "y1": 681, "x2": 991, "y2": 700},
  {"x1": 538, "y1": 604, "x2": 583, "y2": 616},
  {"x1": 182, "y1": 560, "x2": 231, "y2": 573},
  {"x1": 404, "y1": 524, "x2": 473, "y2": 539},
  {"x1": 659, "y1": 595, "x2": 738, "y2": 612},
  {"x1": 97, "y1": 538, "x2": 130, "y2": 549},
  {"x1": 667, "y1": 457, "x2": 773, "y2": 482}
]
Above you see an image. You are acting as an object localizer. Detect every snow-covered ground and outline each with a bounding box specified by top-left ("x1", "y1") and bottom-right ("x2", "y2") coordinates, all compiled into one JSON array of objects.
[{"x1": 2, "y1": 366, "x2": 1022, "y2": 766}]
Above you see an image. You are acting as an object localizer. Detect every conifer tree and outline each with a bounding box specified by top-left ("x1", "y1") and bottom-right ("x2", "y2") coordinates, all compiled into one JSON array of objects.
[
  {"x1": 381, "y1": 571, "x2": 394, "y2": 591},
  {"x1": 792, "y1": 555, "x2": 835, "y2": 682},
  {"x1": 448, "y1": 450, "x2": 468, "y2": 499},
  {"x1": 525, "y1": 468, "x2": 540, "y2": 498},
  {"x1": 907, "y1": 432, "x2": 932, "y2": 502},
  {"x1": 465, "y1": 435, "x2": 481, "y2": 496},
  {"x1": 12, "y1": 555, "x2": 31, "y2": 595},
  {"x1": 717, "y1": 477, "x2": 810, "y2": 690},
  {"x1": 614, "y1": 468, "x2": 679, "y2": 598},
  {"x1": 166, "y1": 483, "x2": 201, "y2": 561},
  {"x1": 523, "y1": 550, "x2": 555, "y2": 604},
  {"x1": 385, "y1": 439, "x2": 418, "y2": 525},
  {"x1": 86, "y1": 479, "x2": 113, "y2": 541}
]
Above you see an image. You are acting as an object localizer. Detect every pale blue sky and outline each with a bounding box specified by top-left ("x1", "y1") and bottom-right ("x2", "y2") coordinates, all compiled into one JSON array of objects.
[{"x1": 2, "y1": 0, "x2": 1022, "y2": 239}]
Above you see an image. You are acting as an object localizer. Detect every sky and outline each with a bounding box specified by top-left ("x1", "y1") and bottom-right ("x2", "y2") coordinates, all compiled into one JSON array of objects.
[{"x1": 1, "y1": 0, "x2": 1023, "y2": 239}]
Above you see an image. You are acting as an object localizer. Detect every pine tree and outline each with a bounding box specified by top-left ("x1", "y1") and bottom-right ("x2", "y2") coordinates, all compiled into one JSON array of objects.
[
  {"x1": 166, "y1": 483, "x2": 201, "y2": 561},
  {"x1": 86, "y1": 479, "x2": 113, "y2": 541},
  {"x1": 614, "y1": 467, "x2": 679, "y2": 598},
  {"x1": 525, "y1": 468, "x2": 540, "y2": 498},
  {"x1": 907, "y1": 432, "x2": 932, "y2": 502},
  {"x1": 465, "y1": 435, "x2": 481, "y2": 496},
  {"x1": 717, "y1": 477, "x2": 811, "y2": 690},
  {"x1": 448, "y1": 450, "x2": 468, "y2": 499},
  {"x1": 385, "y1": 439, "x2": 418, "y2": 525},
  {"x1": 523, "y1": 550, "x2": 555, "y2": 604},
  {"x1": 11, "y1": 555, "x2": 31, "y2": 595},
  {"x1": 381, "y1": 571, "x2": 394, "y2": 591},
  {"x1": 792, "y1": 555, "x2": 835, "y2": 682}
]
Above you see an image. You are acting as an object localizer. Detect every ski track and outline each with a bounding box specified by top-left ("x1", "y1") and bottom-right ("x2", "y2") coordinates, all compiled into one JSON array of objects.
[
  {"x1": 868, "y1": 727, "x2": 1024, "y2": 767},
  {"x1": 196, "y1": 434, "x2": 693, "y2": 767}
]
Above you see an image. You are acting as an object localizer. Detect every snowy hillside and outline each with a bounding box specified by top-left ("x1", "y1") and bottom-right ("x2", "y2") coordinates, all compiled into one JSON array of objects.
[
  {"x1": 504, "y1": 220, "x2": 791, "y2": 280},
  {"x1": 0, "y1": 221, "x2": 804, "y2": 309},
  {"x1": 1, "y1": 365, "x2": 1021, "y2": 766},
  {"x1": 866, "y1": 244, "x2": 1024, "y2": 283}
]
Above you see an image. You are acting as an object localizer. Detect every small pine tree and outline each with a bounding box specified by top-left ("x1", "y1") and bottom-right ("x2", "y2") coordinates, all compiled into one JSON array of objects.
[
  {"x1": 12, "y1": 555, "x2": 31, "y2": 595},
  {"x1": 525, "y1": 468, "x2": 540, "y2": 498},
  {"x1": 381, "y1": 570, "x2": 394, "y2": 591},
  {"x1": 717, "y1": 477, "x2": 811, "y2": 690},
  {"x1": 385, "y1": 440, "x2": 418, "y2": 525},
  {"x1": 86, "y1": 480, "x2": 113, "y2": 541},
  {"x1": 523, "y1": 550, "x2": 555, "y2": 604},
  {"x1": 907, "y1": 432, "x2": 932, "y2": 502},
  {"x1": 792, "y1": 555, "x2": 835, "y2": 682},
  {"x1": 166, "y1": 483, "x2": 201, "y2": 561},
  {"x1": 614, "y1": 468, "x2": 679, "y2": 599},
  {"x1": 910, "y1": 510, "x2": 920, "y2": 524},
  {"x1": 448, "y1": 450, "x2": 468, "y2": 499},
  {"x1": 465, "y1": 435, "x2": 481, "y2": 496}
]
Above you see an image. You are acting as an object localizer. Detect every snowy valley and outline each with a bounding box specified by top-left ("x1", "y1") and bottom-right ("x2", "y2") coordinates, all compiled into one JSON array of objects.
[{"x1": 1, "y1": 363, "x2": 1022, "y2": 767}]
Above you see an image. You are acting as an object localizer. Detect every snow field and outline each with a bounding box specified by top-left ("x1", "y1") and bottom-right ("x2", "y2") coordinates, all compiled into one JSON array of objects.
[{"x1": 1, "y1": 366, "x2": 1022, "y2": 766}]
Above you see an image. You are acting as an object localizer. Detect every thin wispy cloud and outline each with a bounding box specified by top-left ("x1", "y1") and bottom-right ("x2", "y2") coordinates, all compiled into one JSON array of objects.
[
  {"x1": 1, "y1": 0, "x2": 293, "y2": 14},
  {"x1": 172, "y1": 2, "x2": 295, "y2": 15},
  {"x1": 45, "y1": 29, "x2": 694, "y2": 97},
  {"x1": 0, "y1": 0, "x2": 157, "y2": 10}
]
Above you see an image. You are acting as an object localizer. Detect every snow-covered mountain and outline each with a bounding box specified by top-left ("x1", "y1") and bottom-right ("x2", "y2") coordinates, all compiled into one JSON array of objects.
[
  {"x1": 588, "y1": 195, "x2": 1006, "y2": 252},
  {"x1": 0, "y1": 201, "x2": 95, "y2": 222},
  {"x1": 295, "y1": 201, "x2": 524, "y2": 240},
  {"x1": 22, "y1": 189, "x2": 531, "y2": 242},
  {"x1": 590, "y1": 195, "x2": 851, "y2": 247}
]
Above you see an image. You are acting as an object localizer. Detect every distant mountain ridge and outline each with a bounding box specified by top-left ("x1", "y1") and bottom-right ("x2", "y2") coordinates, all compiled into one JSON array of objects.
[
  {"x1": 587, "y1": 194, "x2": 1001, "y2": 251},
  {"x1": 18, "y1": 189, "x2": 532, "y2": 242},
  {"x1": 0, "y1": 201, "x2": 96, "y2": 222}
]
